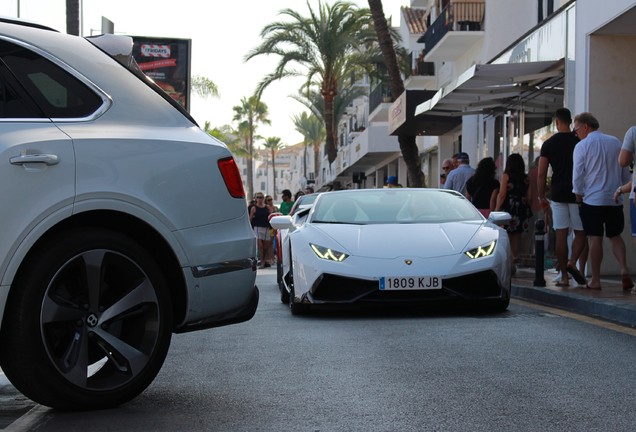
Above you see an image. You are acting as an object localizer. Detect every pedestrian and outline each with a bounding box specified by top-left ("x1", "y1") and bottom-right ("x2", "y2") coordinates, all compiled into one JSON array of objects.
[
  {"x1": 618, "y1": 126, "x2": 636, "y2": 283},
  {"x1": 440, "y1": 158, "x2": 453, "y2": 186},
  {"x1": 537, "y1": 108, "x2": 588, "y2": 287},
  {"x1": 451, "y1": 153, "x2": 460, "y2": 169},
  {"x1": 572, "y1": 112, "x2": 632, "y2": 290},
  {"x1": 265, "y1": 195, "x2": 278, "y2": 265},
  {"x1": 385, "y1": 175, "x2": 402, "y2": 188},
  {"x1": 305, "y1": 185, "x2": 314, "y2": 194},
  {"x1": 294, "y1": 190, "x2": 305, "y2": 201},
  {"x1": 444, "y1": 152, "x2": 475, "y2": 195},
  {"x1": 528, "y1": 156, "x2": 543, "y2": 216},
  {"x1": 496, "y1": 153, "x2": 532, "y2": 271},
  {"x1": 465, "y1": 157, "x2": 499, "y2": 218},
  {"x1": 249, "y1": 192, "x2": 273, "y2": 269},
  {"x1": 247, "y1": 197, "x2": 257, "y2": 226},
  {"x1": 279, "y1": 189, "x2": 294, "y2": 215},
  {"x1": 265, "y1": 194, "x2": 278, "y2": 213}
]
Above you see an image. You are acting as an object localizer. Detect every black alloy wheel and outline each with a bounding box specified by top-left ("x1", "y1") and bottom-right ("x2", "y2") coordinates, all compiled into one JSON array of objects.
[{"x1": 0, "y1": 228, "x2": 173, "y2": 410}]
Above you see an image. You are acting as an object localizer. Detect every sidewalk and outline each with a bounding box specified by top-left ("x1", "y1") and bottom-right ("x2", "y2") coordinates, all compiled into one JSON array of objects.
[{"x1": 511, "y1": 266, "x2": 636, "y2": 328}]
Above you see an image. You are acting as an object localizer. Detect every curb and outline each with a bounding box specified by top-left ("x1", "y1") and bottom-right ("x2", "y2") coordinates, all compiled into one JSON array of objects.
[{"x1": 512, "y1": 283, "x2": 636, "y2": 329}]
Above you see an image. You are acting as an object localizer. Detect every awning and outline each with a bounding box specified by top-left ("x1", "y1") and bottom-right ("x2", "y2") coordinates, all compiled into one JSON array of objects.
[
  {"x1": 414, "y1": 59, "x2": 565, "y2": 118},
  {"x1": 388, "y1": 90, "x2": 461, "y2": 136}
]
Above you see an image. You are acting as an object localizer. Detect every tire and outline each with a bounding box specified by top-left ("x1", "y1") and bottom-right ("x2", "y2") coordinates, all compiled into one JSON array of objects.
[
  {"x1": 277, "y1": 260, "x2": 289, "y2": 304},
  {"x1": 487, "y1": 297, "x2": 510, "y2": 313},
  {"x1": 289, "y1": 288, "x2": 309, "y2": 315},
  {"x1": 485, "y1": 284, "x2": 511, "y2": 313},
  {"x1": 287, "y1": 260, "x2": 308, "y2": 315},
  {"x1": 280, "y1": 282, "x2": 290, "y2": 304},
  {"x1": 0, "y1": 228, "x2": 173, "y2": 410},
  {"x1": 276, "y1": 258, "x2": 282, "y2": 285}
]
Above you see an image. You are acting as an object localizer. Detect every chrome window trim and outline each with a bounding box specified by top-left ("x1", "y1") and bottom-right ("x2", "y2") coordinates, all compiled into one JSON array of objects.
[{"x1": 0, "y1": 117, "x2": 52, "y2": 123}]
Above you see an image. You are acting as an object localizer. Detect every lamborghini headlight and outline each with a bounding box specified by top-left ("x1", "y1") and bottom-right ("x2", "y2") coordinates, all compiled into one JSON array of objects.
[
  {"x1": 310, "y1": 243, "x2": 349, "y2": 262},
  {"x1": 465, "y1": 240, "x2": 496, "y2": 259}
]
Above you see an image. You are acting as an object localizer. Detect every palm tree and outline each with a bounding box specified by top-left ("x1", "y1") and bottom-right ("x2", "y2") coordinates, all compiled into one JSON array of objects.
[
  {"x1": 203, "y1": 122, "x2": 249, "y2": 158},
  {"x1": 292, "y1": 80, "x2": 367, "y2": 177},
  {"x1": 192, "y1": 76, "x2": 220, "y2": 99},
  {"x1": 292, "y1": 111, "x2": 326, "y2": 182},
  {"x1": 262, "y1": 137, "x2": 285, "y2": 200},
  {"x1": 245, "y1": 1, "x2": 373, "y2": 165},
  {"x1": 291, "y1": 112, "x2": 311, "y2": 180},
  {"x1": 368, "y1": 0, "x2": 425, "y2": 187},
  {"x1": 232, "y1": 96, "x2": 271, "y2": 198}
]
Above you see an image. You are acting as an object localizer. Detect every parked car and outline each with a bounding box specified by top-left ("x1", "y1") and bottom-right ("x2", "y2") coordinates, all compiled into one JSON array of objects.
[
  {"x1": 0, "y1": 18, "x2": 258, "y2": 410},
  {"x1": 270, "y1": 188, "x2": 512, "y2": 315}
]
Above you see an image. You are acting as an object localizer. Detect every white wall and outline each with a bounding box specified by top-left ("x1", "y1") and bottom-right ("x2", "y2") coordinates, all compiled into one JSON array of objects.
[
  {"x1": 574, "y1": 0, "x2": 636, "y2": 115},
  {"x1": 482, "y1": 0, "x2": 537, "y2": 62},
  {"x1": 574, "y1": 0, "x2": 636, "y2": 276}
]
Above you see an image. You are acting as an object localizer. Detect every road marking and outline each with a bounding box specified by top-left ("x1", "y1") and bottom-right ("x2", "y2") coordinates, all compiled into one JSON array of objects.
[
  {"x1": 3, "y1": 405, "x2": 48, "y2": 432},
  {"x1": 512, "y1": 298, "x2": 636, "y2": 337}
]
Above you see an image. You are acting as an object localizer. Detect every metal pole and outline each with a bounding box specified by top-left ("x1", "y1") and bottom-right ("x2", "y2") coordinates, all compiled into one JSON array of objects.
[{"x1": 534, "y1": 219, "x2": 546, "y2": 287}]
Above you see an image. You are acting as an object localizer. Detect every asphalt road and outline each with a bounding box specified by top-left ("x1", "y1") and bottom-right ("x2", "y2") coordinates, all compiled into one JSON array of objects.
[{"x1": 3, "y1": 268, "x2": 636, "y2": 431}]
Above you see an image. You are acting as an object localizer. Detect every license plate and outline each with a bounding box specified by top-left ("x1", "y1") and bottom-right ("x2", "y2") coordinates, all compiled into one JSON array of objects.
[{"x1": 379, "y1": 276, "x2": 442, "y2": 290}]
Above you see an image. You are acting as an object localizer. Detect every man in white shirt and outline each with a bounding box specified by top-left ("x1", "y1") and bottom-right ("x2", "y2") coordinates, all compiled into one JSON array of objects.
[
  {"x1": 617, "y1": 126, "x2": 636, "y2": 294},
  {"x1": 572, "y1": 112, "x2": 632, "y2": 290},
  {"x1": 444, "y1": 152, "x2": 475, "y2": 196}
]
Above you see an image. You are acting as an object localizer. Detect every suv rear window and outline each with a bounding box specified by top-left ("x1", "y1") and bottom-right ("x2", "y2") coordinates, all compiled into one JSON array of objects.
[{"x1": 0, "y1": 39, "x2": 103, "y2": 118}]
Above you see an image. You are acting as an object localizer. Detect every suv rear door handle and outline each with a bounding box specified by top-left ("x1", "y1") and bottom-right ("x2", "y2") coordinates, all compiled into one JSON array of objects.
[{"x1": 10, "y1": 154, "x2": 59, "y2": 166}]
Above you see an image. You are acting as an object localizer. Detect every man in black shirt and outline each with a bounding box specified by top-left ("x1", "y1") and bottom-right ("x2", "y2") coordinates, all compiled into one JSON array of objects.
[{"x1": 537, "y1": 108, "x2": 588, "y2": 286}]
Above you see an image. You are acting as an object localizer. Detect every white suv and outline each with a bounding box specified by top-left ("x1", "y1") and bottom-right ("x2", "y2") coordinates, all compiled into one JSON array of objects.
[{"x1": 0, "y1": 18, "x2": 258, "y2": 410}]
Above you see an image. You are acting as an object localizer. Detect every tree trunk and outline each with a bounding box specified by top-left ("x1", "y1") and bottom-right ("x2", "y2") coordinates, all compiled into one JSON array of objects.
[
  {"x1": 368, "y1": 0, "x2": 425, "y2": 187},
  {"x1": 322, "y1": 92, "x2": 337, "y2": 164},
  {"x1": 313, "y1": 141, "x2": 321, "y2": 184},
  {"x1": 66, "y1": 0, "x2": 80, "y2": 36},
  {"x1": 247, "y1": 119, "x2": 254, "y2": 198},
  {"x1": 271, "y1": 149, "x2": 277, "y2": 200},
  {"x1": 303, "y1": 142, "x2": 308, "y2": 180}
]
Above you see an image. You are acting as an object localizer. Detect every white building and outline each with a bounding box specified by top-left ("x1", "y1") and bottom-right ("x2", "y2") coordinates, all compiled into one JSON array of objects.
[
  {"x1": 248, "y1": 142, "x2": 314, "y2": 202},
  {"x1": 311, "y1": 0, "x2": 636, "y2": 274},
  {"x1": 402, "y1": 0, "x2": 636, "y2": 274}
]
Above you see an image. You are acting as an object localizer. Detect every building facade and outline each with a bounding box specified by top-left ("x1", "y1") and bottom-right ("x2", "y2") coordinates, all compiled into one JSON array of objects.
[{"x1": 311, "y1": 0, "x2": 636, "y2": 274}]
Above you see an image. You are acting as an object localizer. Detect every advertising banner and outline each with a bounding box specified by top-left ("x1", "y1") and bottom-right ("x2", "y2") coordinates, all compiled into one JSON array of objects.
[{"x1": 130, "y1": 36, "x2": 192, "y2": 111}]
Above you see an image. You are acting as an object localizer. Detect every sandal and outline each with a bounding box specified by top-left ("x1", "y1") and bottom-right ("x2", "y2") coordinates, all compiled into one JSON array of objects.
[
  {"x1": 622, "y1": 274, "x2": 634, "y2": 291},
  {"x1": 555, "y1": 281, "x2": 570, "y2": 287},
  {"x1": 567, "y1": 265, "x2": 587, "y2": 285}
]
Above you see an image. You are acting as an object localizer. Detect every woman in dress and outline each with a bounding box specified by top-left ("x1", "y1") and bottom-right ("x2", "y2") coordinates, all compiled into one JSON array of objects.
[
  {"x1": 496, "y1": 153, "x2": 532, "y2": 270},
  {"x1": 465, "y1": 157, "x2": 500, "y2": 218}
]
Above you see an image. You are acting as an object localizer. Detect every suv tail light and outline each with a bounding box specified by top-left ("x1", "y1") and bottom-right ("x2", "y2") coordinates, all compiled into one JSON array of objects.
[{"x1": 218, "y1": 157, "x2": 246, "y2": 198}]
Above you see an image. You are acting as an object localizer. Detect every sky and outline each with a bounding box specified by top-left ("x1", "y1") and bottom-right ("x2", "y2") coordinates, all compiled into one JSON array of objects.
[{"x1": 0, "y1": 0, "x2": 407, "y2": 147}]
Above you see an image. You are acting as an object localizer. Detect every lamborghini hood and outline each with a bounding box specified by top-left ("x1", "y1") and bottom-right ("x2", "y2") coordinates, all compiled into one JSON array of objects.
[{"x1": 310, "y1": 222, "x2": 492, "y2": 258}]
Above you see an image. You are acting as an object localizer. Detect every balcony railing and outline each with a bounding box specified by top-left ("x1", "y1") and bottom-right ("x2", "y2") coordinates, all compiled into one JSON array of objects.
[
  {"x1": 421, "y1": 1, "x2": 485, "y2": 56},
  {"x1": 369, "y1": 83, "x2": 392, "y2": 114},
  {"x1": 416, "y1": 60, "x2": 435, "y2": 76},
  {"x1": 407, "y1": 51, "x2": 436, "y2": 77}
]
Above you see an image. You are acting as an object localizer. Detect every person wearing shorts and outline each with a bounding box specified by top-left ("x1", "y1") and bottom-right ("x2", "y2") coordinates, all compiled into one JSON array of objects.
[
  {"x1": 250, "y1": 193, "x2": 273, "y2": 269},
  {"x1": 572, "y1": 112, "x2": 632, "y2": 291},
  {"x1": 537, "y1": 108, "x2": 587, "y2": 286},
  {"x1": 619, "y1": 126, "x2": 636, "y2": 244}
]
